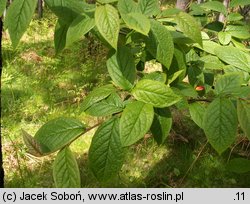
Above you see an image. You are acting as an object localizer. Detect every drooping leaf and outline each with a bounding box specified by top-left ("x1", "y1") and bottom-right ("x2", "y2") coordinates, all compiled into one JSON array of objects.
[
  {"x1": 121, "y1": 12, "x2": 150, "y2": 36},
  {"x1": 227, "y1": 158, "x2": 250, "y2": 173},
  {"x1": 200, "y1": 1, "x2": 227, "y2": 15},
  {"x1": 34, "y1": 117, "x2": 86, "y2": 154},
  {"x1": 66, "y1": 15, "x2": 95, "y2": 47},
  {"x1": 5, "y1": 0, "x2": 37, "y2": 48},
  {"x1": 175, "y1": 12, "x2": 202, "y2": 46},
  {"x1": 132, "y1": 79, "x2": 181, "y2": 108},
  {"x1": 120, "y1": 101, "x2": 154, "y2": 147},
  {"x1": 89, "y1": 117, "x2": 124, "y2": 182},
  {"x1": 95, "y1": 4, "x2": 120, "y2": 49},
  {"x1": 237, "y1": 99, "x2": 250, "y2": 140},
  {"x1": 53, "y1": 147, "x2": 81, "y2": 188},
  {"x1": 189, "y1": 102, "x2": 206, "y2": 129},
  {"x1": 146, "y1": 20, "x2": 174, "y2": 68},
  {"x1": 81, "y1": 84, "x2": 116, "y2": 111},
  {"x1": 151, "y1": 108, "x2": 172, "y2": 145},
  {"x1": 54, "y1": 20, "x2": 69, "y2": 54},
  {"x1": 0, "y1": 0, "x2": 7, "y2": 16},
  {"x1": 203, "y1": 98, "x2": 238, "y2": 154},
  {"x1": 215, "y1": 73, "x2": 243, "y2": 96},
  {"x1": 85, "y1": 93, "x2": 123, "y2": 117},
  {"x1": 214, "y1": 46, "x2": 250, "y2": 72},
  {"x1": 218, "y1": 32, "x2": 231, "y2": 45},
  {"x1": 107, "y1": 46, "x2": 136, "y2": 90},
  {"x1": 117, "y1": 0, "x2": 138, "y2": 14},
  {"x1": 137, "y1": 0, "x2": 160, "y2": 16}
]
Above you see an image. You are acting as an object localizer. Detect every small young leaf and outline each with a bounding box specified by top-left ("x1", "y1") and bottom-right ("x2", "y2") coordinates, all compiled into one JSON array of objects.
[
  {"x1": 189, "y1": 102, "x2": 206, "y2": 129},
  {"x1": 121, "y1": 12, "x2": 150, "y2": 36},
  {"x1": 66, "y1": 15, "x2": 95, "y2": 47},
  {"x1": 218, "y1": 32, "x2": 231, "y2": 45},
  {"x1": 54, "y1": 20, "x2": 69, "y2": 54},
  {"x1": 227, "y1": 158, "x2": 250, "y2": 173},
  {"x1": 81, "y1": 84, "x2": 116, "y2": 111},
  {"x1": 151, "y1": 108, "x2": 172, "y2": 145},
  {"x1": 53, "y1": 147, "x2": 81, "y2": 188},
  {"x1": 175, "y1": 12, "x2": 202, "y2": 46},
  {"x1": 89, "y1": 117, "x2": 124, "y2": 182},
  {"x1": 34, "y1": 117, "x2": 86, "y2": 154},
  {"x1": 146, "y1": 20, "x2": 174, "y2": 68},
  {"x1": 137, "y1": 0, "x2": 160, "y2": 16},
  {"x1": 237, "y1": 99, "x2": 250, "y2": 140},
  {"x1": 5, "y1": 0, "x2": 37, "y2": 48},
  {"x1": 132, "y1": 79, "x2": 181, "y2": 108},
  {"x1": 95, "y1": 4, "x2": 120, "y2": 49},
  {"x1": 120, "y1": 101, "x2": 154, "y2": 147},
  {"x1": 85, "y1": 93, "x2": 123, "y2": 117},
  {"x1": 203, "y1": 98, "x2": 238, "y2": 154},
  {"x1": 107, "y1": 46, "x2": 136, "y2": 90}
]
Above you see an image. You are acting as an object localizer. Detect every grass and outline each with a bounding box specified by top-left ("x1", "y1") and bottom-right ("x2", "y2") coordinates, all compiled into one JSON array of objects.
[{"x1": 2, "y1": 10, "x2": 250, "y2": 188}]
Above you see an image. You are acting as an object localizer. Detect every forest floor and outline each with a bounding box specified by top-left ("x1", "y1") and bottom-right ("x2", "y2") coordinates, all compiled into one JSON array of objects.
[{"x1": 2, "y1": 9, "x2": 250, "y2": 188}]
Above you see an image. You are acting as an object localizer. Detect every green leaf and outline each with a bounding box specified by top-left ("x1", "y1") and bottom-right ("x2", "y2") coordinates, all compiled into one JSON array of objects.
[
  {"x1": 228, "y1": 13, "x2": 243, "y2": 21},
  {"x1": 230, "y1": 0, "x2": 250, "y2": 8},
  {"x1": 118, "y1": 0, "x2": 138, "y2": 14},
  {"x1": 22, "y1": 130, "x2": 44, "y2": 157},
  {"x1": 199, "y1": 55, "x2": 224, "y2": 70},
  {"x1": 120, "y1": 101, "x2": 154, "y2": 147},
  {"x1": 89, "y1": 117, "x2": 124, "y2": 182},
  {"x1": 195, "y1": 40, "x2": 221, "y2": 55},
  {"x1": 215, "y1": 73, "x2": 243, "y2": 96},
  {"x1": 151, "y1": 108, "x2": 172, "y2": 145},
  {"x1": 34, "y1": 117, "x2": 86, "y2": 154},
  {"x1": 66, "y1": 15, "x2": 95, "y2": 47},
  {"x1": 53, "y1": 147, "x2": 81, "y2": 188},
  {"x1": 98, "y1": 0, "x2": 118, "y2": 4},
  {"x1": 85, "y1": 93, "x2": 123, "y2": 116},
  {"x1": 167, "y1": 70, "x2": 185, "y2": 85},
  {"x1": 45, "y1": 0, "x2": 85, "y2": 23},
  {"x1": 203, "y1": 98, "x2": 238, "y2": 154},
  {"x1": 237, "y1": 99, "x2": 250, "y2": 140},
  {"x1": 214, "y1": 46, "x2": 250, "y2": 72},
  {"x1": 81, "y1": 84, "x2": 116, "y2": 111},
  {"x1": 107, "y1": 46, "x2": 136, "y2": 90},
  {"x1": 189, "y1": 102, "x2": 206, "y2": 129},
  {"x1": 200, "y1": 1, "x2": 227, "y2": 15},
  {"x1": 143, "y1": 72, "x2": 167, "y2": 83},
  {"x1": 0, "y1": 0, "x2": 7, "y2": 16},
  {"x1": 95, "y1": 4, "x2": 120, "y2": 49},
  {"x1": 121, "y1": 12, "x2": 150, "y2": 36},
  {"x1": 218, "y1": 32, "x2": 231, "y2": 45},
  {"x1": 225, "y1": 25, "x2": 250, "y2": 40},
  {"x1": 146, "y1": 20, "x2": 174, "y2": 68},
  {"x1": 54, "y1": 20, "x2": 69, "y2": 54},
  {"x1": 132, "y1": 79, "x2": 181, "y2": 108},
  {"x1": 5, "y1": 0, "x2": 37, "y2": 48},
  {"x1": 138, "y1": 0, "x2": 160, "y2": 16},
  {"x1": 175, "y1": 12, "x2": 202, "y2": 46},
  {"x1": 227, "y1": 158, "x2": 250, "y2": 173}
]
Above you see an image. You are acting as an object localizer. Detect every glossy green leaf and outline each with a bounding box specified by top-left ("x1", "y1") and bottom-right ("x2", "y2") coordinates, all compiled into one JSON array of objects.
[
  {"x1": 237, "y1": 99, "x2": 250, "y2": 140},
  {"x1": 0, "y1": 0, "x2": 7, "y2": 16},
  {"x1": 175, "y1": 12, "x2": 202, "y2": 46},
  {"x1": 215, "y1": 73, "x2": 243, "y2": 96},
  {"x1": 203, "y1": 98, "x2": 238, "y2": 154},
  {"x1": 107, "y1": 46, "x2": 136, "y2": 90},
  {"x1": 214, "y1": 46, "x2": 250, "y2": 72},
  {"x1": 34, "y1": 117, "x2": 86, "y2": 154},
  {"x1": 200, "y1": 1, "x2": 227, "y2": 15},
  {"x1": 195, "y1": 40, "x2": 221, "y2": 55},
  {"x1": 66, "y1": 15, "x2": 95, "y2": 47},
  {"x1": 146, "y1": 20, "x2": 174, "y2": 68},
  {"x1": 95, "y1": 4, "x2": 119, "y2": 49},
  {"x1": 227, "y1": 13, "x2": 243, "y2": 21},
  {"x1": 143, "y1": 72, "x2": 167, "y2": 83},
  {"x1": 81, "y1": 84, "x2": 116, "y2": 111},
  {"x1": 85, "y1": 93, "x2": 123, "y2": 116},
  {"x1": 226, "y1": 25, "x2": 250, "y2": 40},
  {"x1": 121, "y1": 12, "x2": 150, "y2": 36},
  {"x1": 118, "y1": 0, "x2": 137, "y2": 14},
  {"x1": 89, "y1": 117, "x2": 124, "y2": 182},
  {"x1": 132, "y1": 79, "x2": 181, "y2": 108},
  {"x1": 53, "y1": 147, "x2": 81, "y2": 188},
  {"x1": 230, "y1": 0, "x2": 250, "y2": 8},
  {"x1": 54, "y1": 20, "x2": 69, "y2": 54},
  {"x1": 227, "y1": 158, "x2": 250, "y2": 173},
  {"x1": 120, "y1": 101, "x2": 154, "y2": 147},
  {"x1": 151, "y1": 108, "x2": 172, "y2": 145},
  {"x1": 189, "y1": 102, "x2": 206, "y2": 129},
  {"x1": 138, "y1": 0, "x2": 160, "y2": 16},
  {"x1": 5, "y1": 0, "x2": 37, "y2": 48},
  {"x1": 218, "y1": 32, "x2": 231, "y2": 45}
]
